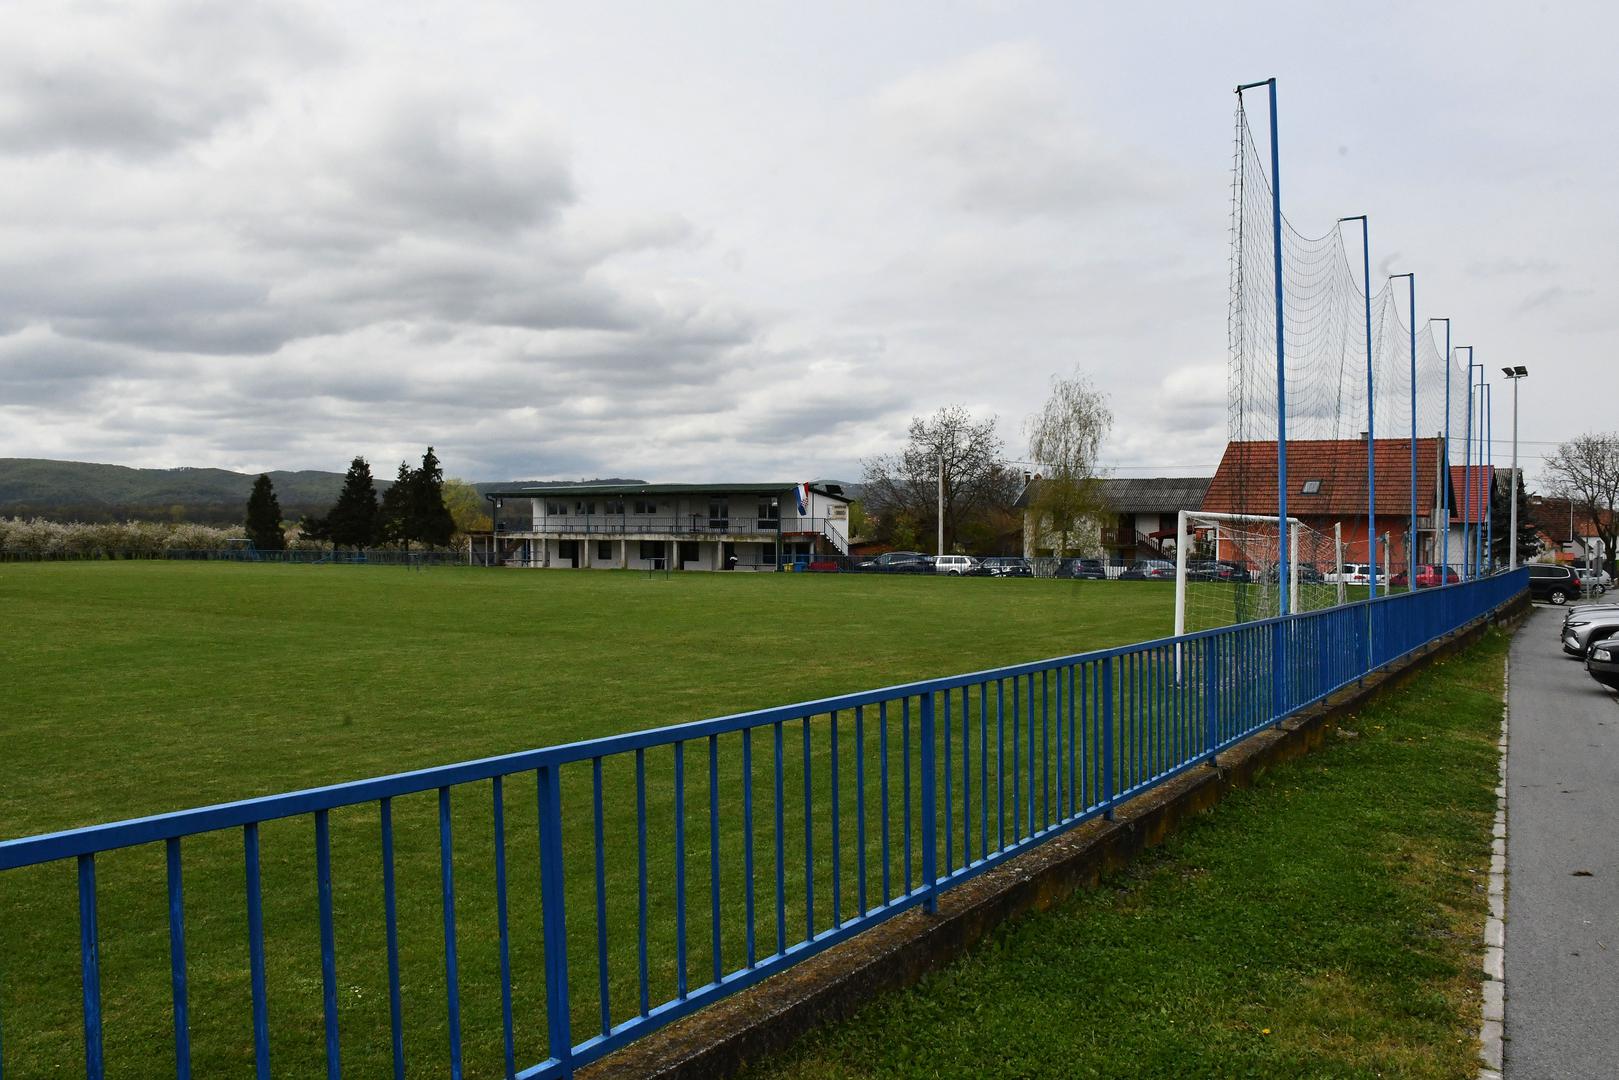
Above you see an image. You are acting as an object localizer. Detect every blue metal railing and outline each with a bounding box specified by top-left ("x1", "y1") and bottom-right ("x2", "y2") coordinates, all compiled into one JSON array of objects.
[{"x1": 0, "y1": 570, "x2": 1525, "y2": 1079}]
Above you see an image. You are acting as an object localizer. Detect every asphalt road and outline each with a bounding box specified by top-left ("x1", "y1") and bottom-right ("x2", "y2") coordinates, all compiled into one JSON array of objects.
[{"x1": 1505, "y1": 601, "x2": 1619, "y2": 1079}]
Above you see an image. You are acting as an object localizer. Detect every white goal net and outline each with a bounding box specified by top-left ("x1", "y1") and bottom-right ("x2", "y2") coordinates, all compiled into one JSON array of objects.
[{"x1": 1174, "y1": 511, "x2": 1350, "y2": 635}]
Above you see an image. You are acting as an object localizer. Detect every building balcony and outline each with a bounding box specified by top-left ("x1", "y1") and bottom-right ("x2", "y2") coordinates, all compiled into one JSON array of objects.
[{"x1": 493, "y1": 515, "x2": 843, "y2": 539}]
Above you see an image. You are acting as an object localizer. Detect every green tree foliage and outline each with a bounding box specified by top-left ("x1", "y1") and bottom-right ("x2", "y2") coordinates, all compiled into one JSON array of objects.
[
  {"x1": 378, "y1": 461, "x2": 416, "y2": 549},
  {"x1": 442, "y1": 478, "x2": 491, "y2": 538},
  {"x1": 1025, "y1": 371, "x2": 1113, "y2": 558},
  {"x1": 376, "y1": 448, "x2": 457, "y2": 551},
  {"x1": 1488, "y1": 471, "x2": 1540, "y2": 566},
  {"x1": 411, "y1": 447, "x2": 456, "y2": 548},
  {"x1": 243, "y1": 474, "x2": 285, "y2": 551},
  {"x1": 305, "y1": 456, "x2": 380, "y2": 550}
]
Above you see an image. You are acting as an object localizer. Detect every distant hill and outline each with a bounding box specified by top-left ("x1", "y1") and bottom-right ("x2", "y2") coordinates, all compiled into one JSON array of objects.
[{"x1": 0, "y1": 458, "x2": 646, "y2": 525}]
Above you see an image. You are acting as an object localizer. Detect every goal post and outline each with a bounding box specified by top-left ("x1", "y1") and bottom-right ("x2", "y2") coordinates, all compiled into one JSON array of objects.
[{"x1": 1174, "y1": 510, "x2": 1307, "y2": 639}]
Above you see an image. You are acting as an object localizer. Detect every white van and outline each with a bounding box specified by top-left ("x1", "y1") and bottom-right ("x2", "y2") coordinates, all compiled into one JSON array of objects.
[
  {"x1": 1324, "y1": 563, "x2": 1372, "y2": 585},
  {"x1": 935, "y1": 555, "x2": 978, "y2": 575}
]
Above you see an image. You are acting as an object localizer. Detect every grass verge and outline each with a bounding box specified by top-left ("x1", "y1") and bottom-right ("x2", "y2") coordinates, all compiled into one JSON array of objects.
[{"x1": 746, "y1": 629, "x2": 1508, "y2": 1080}]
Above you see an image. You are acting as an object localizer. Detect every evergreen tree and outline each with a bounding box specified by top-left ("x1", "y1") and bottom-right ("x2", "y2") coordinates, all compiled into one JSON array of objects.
[
  {"x1": 411, "y1": 446, "x2": 456, "y2": 548},
  {"x1": 1490, "y1": 471, "x2": 1540, "y2": 566},
  {"x1": 379, "y1": 461, "x2": 416, "y2": 550},
  {"x1": 323, "y1": 456, "x2": 381, "y2": 550},
  {"x1": 244, "y1": 474, "x2": 285, "y2": 550}
]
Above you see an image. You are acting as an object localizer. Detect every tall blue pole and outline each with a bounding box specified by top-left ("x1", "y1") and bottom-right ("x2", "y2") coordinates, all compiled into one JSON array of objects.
[
  {"x1": 1473, "y1": 361, "x2": 1486, "y2": 575},
  {"x1": 1459, "y1": 349, "x2": 1475, "y2": 577},
  {"x1": 1485, "y1": 381, "x2": 1494, "y2": 572},
  {"x1": 1434, "y1": 318, "x2": 1451, "y2": 580},
  {"x1": 1238, "y1": 77, "x2": 1287, "y2": 615},
  {"x1": 1341, "y1": 216, "x2": 1376, "y2": 596},
  {"x1": 1391, "y1": 273, "x2": 1417, "y2": 588}
]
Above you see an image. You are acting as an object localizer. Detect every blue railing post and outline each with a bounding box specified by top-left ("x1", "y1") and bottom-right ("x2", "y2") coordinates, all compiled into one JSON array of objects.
[
  {"x1": 1101, "y1": 660, "x2": 1115, "y2": 820},
  {"x1": 1270, "y1": 621, "x2": 1286, "y2": 727},
  {"x1": 536, "y1": 764, "x2": 572, "y2": 1071},
  {"x1": 1203, "y1": 637, "x2": 1219, "y2": 761},
  {"x1": 919, "y1": 691, "x2": 938, "y2": 913}
]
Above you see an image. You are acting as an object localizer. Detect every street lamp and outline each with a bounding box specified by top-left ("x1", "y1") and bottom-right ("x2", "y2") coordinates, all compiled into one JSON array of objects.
[{"x1": 1502, "y1": 366, "x2": 1528, "y2": 569}]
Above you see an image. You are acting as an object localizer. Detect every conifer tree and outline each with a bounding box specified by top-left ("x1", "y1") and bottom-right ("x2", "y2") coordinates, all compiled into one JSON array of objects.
[
  {"x1": 379, "y1": 461, "x2": 416, "y2": 551},
  {"x1": 411, "y1": 446, "x2": 456, "y2": 548},
  {"x1": 244, "y1": 474, "x2": 285, "y2": 550},
  {"x1": 323, "y1": 456, "x2": 380, "y2": 550}
]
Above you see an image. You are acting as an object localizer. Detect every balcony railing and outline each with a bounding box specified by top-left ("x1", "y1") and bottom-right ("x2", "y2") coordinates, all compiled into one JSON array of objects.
[{"x1": 493, "y1": 515, "x2": 845, "y2": 537}]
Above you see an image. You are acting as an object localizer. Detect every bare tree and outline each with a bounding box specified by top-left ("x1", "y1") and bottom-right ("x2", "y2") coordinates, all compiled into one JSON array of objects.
[
  {"x1": 861, "y1": 406, "x2": 1019, "y2": 553},
  {"x1": 1543, "y1": 432, "x2": 1619, "y2": 576},
  {"x1": 1025, "y1": 371, "x2": 1113, "y2": 557}
]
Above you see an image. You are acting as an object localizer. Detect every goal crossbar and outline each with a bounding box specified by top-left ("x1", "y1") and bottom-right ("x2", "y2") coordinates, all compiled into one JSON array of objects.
[{"x1": 1173, "y1": 510, "x2": 1305, "y2": 639}]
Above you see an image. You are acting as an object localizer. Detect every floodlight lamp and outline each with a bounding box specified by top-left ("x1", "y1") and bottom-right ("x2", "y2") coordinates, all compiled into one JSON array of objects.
[
  {"x1": 1514, "y1": 365, "x2": 1528, "y2": 376},
  {"x1": 1502, "y1": 367, "x2": 1514, "y2": 378}
]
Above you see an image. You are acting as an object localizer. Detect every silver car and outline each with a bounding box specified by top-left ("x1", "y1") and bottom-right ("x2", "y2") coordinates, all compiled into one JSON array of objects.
[{"x1": 1561, "y1": 605, "x2": 1619, "y2": 658}]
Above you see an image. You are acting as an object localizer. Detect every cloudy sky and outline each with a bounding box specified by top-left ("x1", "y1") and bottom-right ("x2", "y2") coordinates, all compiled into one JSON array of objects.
[{"x1": 1, "y1": 1, "x2": 1611, "y2": 486}]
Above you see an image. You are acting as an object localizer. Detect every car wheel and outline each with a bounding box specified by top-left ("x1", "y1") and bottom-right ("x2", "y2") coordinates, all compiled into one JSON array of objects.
[
  {"x1": 1551, "y1": 590, "x2": 1569, "y2": 605},
  {"x1": 949, "y1": 569, "x2": 960, "y2": 575}
]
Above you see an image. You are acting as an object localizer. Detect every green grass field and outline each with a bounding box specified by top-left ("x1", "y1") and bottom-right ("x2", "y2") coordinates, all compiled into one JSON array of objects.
[
  {"x1": 4, "y1": 562, "x2": 1175, "y2": 1078},
  {"x1": 749, "y1": 630, "x2": 1507, "y2": 1080}
]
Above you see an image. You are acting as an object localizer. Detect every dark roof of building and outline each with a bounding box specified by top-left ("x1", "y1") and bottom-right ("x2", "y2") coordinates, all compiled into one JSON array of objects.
[
  {"x1": 1202, "y1": 438, "x2": 1448, "y2": 517},
  {"x1": 483, "y1": 481, "x2": 851, "y2": 502},
  {"x1": 1097, "y1": 476, "x2": 1213, "y2": 513},
  {"x1": 1013, "y1": 475, "x2": 1212, "y2": 512}
]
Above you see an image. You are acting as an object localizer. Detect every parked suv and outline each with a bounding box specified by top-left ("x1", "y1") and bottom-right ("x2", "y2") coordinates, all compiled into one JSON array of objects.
[
  {"x1": 1527, "y1": 563, "x2": 1581, "y2": 605},
  {"x1": 1326, "y1": 563, "x2": 1372, "y2": 585},
  {"x1": 934, "y1": 554, "x2": 977, "y2": 575},
  {"x1": 1561, "y1": 607, "x2": 1619, "y2": 658},
  {"x1": 1121, "y1": 559, "x2": 1174, "y2": 580},
  {"x1": 1056, "y1": 557, "x2": 1107, "y2": 580}
]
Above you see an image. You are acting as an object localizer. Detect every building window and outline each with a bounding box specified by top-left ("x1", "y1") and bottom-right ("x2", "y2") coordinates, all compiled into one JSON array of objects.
[
  {"x1": 639, "y1": 540, "x2": 662, "y2": 560},
  {"x1": 575, "y1": 501, "x2": 596, "y2": 516},
  {"x1": 757, "y1": 499, "x2": 779, "y2": 527},
  {"x1": 545, "y1": 501, "x2": 567, "y2": 516},
  {"x1": 634, "y1": 500, "x2": 658, "y2": 515},
  {"x1": 1300, "y1": 480, "x2": 1322, "y2": 495},
  {"x1": 603, "y1": 500, "x2": 625, "y2": 515},
  {"x1": 597, "y1": 541, "x2": 613, "y2": 561},
  {"x1": 709, "y1": 498, "x2": 729, "y2": 529}
]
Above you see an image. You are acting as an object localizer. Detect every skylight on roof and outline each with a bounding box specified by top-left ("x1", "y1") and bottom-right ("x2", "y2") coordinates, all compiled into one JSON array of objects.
[{"x1": 1300, "y1": 479, "x2": 1322, "y2": 495}]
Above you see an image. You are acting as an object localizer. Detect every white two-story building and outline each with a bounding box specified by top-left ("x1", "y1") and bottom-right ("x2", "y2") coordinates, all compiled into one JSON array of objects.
[{"x1": 484, "y1": 482, "x2": 852, "y2": 570}]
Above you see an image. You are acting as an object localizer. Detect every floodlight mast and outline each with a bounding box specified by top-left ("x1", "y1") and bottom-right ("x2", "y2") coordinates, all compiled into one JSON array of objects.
[{"x1": 1503, "y1": 366, "x2": 1528, "y2": 569}]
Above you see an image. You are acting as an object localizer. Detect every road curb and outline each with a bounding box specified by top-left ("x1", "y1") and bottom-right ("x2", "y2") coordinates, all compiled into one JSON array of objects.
[{"x1": 1480, "y1": 650, "x2": 1509, "y2": 1078}]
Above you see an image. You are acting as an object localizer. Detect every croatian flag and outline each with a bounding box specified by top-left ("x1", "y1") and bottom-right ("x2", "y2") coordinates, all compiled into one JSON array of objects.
[{"x1": 795, "y1": 482, "x2": 809, "y2": 516}]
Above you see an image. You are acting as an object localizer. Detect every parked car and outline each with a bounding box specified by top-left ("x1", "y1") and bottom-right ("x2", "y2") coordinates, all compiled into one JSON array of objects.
[
  {"x1": 1527, "y1": 563, "x2": 1582, "y2": 605},
  {"x1": 1389, "y1": 564, "x2": 1462, "y2": 589},
  {"x1": 1055, "y1": 557, "x2": 1107, "y2": 580},
  {"x1": 1587, "y1": 639, "x2": 1619, "y2": 691},
  {"x1": 1262, "y1": 563, "x2": 1326, "y2": 584},
  {"x1": 1577, "y1": 567, "x2": 1611, "y2": 595},
  {"x1": 1188, "y1": 559, "x2": 1253, "y2": 583},
  {"x1": 933, "y1": 554, "x2": 978, "y2": 575},
  {"x1": 972, "y1": 556, "x2": 1033, "y2": 578},
  {"x1": 1561, "y1": 606, "x2": 1619, "y2": 658},
  {"x1": 854, "y1": 551, "x2": 935, "y2": 574},
  {"x1": 1325, "y1": 563, "x2": 1373, "y2": 585},
  {"x1": 1121, "y1": 559, "x2": 1174, "y2": 580}
]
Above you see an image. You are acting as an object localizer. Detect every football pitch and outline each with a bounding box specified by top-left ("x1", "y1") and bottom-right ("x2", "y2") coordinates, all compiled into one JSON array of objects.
[{"x1": 5, "y1": 562, "x2": 1174, "y2": 1077}]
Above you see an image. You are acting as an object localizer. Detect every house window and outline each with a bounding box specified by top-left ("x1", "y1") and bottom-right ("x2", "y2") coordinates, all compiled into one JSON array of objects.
[
  {"x1": 603, "y1": 500, "x2": 625, "y2": 515},
  {"x1": 596, "y1": 541, "x2": 613, "y2": 561},
  {"x1": 709, "y1": 498, "x2": 729, "y2": 529},
  {"x1": 639, "y1": 540, "x2": 663, "y2": 560},
  {"x1": 1300, "y1": 480, "x2": 1321, "y2": 495},
  {"x1": 757, "y1": 499, "x2": 779, "y2": 527},
  {"x1": 575, "y1": 501, "x2": 596, "y2": 516},
  {"x1": 545, "y1": 501, "x2": 567, "y2": 516},
  {"x1": 634, "y1": 500, "x2": 658, "y2": 515}
]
